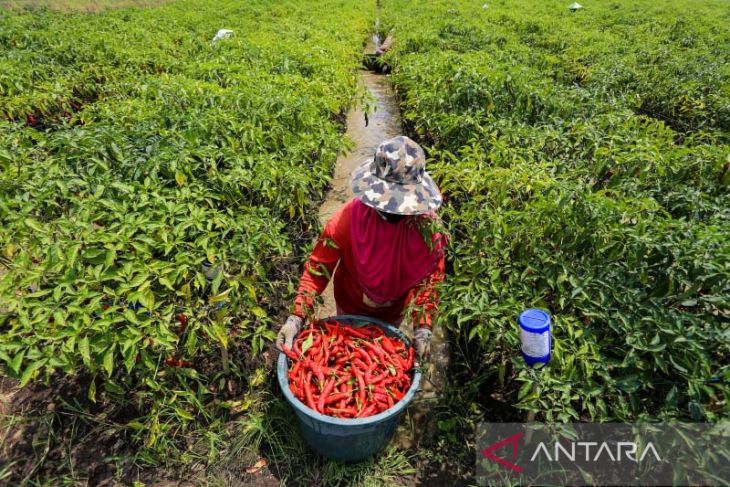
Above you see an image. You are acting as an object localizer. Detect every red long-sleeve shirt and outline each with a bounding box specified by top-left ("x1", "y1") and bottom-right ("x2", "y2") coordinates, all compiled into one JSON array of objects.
[{"x1": 293, "y1": 199, "x2": 445, "y2": 329}]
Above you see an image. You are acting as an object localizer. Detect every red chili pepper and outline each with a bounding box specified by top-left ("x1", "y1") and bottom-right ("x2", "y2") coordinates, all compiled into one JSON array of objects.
[
  {"x1": 330, "y1": 405, "x2": 357, "y2": 416},
  {"x1": 323, "y1": 339, "x2": 331, "y2": 364},
  {"x1": 386, "y1": 392, "x2": 394, "y2": 408},
  {"x1": 362, "y1": 325, "x2": 385, "y2": 337},
  {"x1": 393, "y1": 387, "x2": 405, "y2": 401},
  {"x1": 370, "y1": 373, "x2": 388, "y2": 385},
  {"x1": 372, "y1": 392, "x2": 389, "y2": 402},
  {"x1": 335, "y1": 372, "x2": 352, "y2": 386},
  {"x1": 404, "y1": 347, "x2": 414, "y2": 370},
  {"x1": 311, "y1": 363, "x2": 326, "y2": 387},
  {"x1": 303, "y1": 371, "x2": 316, "y2": 411},
  {"x1": 356, "y1": 404, "x2": 377, "y2": 418},
  {"x1": 342, "y1": 326, "x2": 369, "y2": 338},
  {"x1": 380, "y1": 337, "x2": 397, "y2": 354},
  {"x1": 352, "y1": 358, "x2": 368, "y2": 372},
  {"x1": 298, "y1": 328, "x2": 316, "y2": 338},
  {"x1": 286, "y1": 321, "x2": 413, "y2": 418},
  {"x1": 281, "y1": 344, "x2": 298, "y2": 361},
  {"x1": 324, "y1": 391, "x2": 351, "y2": 405},
  {"x1": 354, "y1": 368, "x2": 366, "y2": 407},
  {"x1": 291, "y1": 359, "x2": 303, "y2": 377},
  {"x1": 317, "y1": 379, "x2": 336, "y2": 411},
  {"x1": 356, "y1": 348, "x2": 373, "y2": 367},
  {"x1": 363, "y1": 341, "x2": 387, "y2": 363}
]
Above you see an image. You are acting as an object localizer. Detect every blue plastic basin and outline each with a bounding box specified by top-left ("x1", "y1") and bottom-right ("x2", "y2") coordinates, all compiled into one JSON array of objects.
[{"x1": 277, "y1": 315, "x2": 422, "y2": 462}]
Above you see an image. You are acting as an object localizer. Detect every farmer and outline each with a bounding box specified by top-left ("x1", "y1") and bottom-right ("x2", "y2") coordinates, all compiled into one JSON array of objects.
[
  {"x1": 276, "y1": 136, "x2": 446, "y2": 363},
  {"x1": 375, "y1": 34, "x2": 393, "y2": 56}
]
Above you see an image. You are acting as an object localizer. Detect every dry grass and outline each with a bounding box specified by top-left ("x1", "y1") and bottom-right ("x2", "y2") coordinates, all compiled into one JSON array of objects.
[{"x1": 0, "y1": 0, "x2": 165, "y2": 12}]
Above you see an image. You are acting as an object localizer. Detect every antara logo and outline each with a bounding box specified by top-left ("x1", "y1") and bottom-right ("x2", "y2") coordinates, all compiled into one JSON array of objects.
[
  {"x1": 482, "y1": 431, "x2": 662, "y2": 472},
  {"x1": 481, "y1": 432, "x2": 524, "y2": 473},
  {"x1": 531, "y1": 441, "x2": 662, "y2": 462}
]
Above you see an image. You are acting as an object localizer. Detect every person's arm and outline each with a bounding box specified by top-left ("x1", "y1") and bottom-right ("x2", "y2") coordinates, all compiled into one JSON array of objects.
[
  {"x1": 293, "y1": 208, "x2": 347, "y2": 319},
  {"x1": 405, "y1": 252, "x2": 446, "y2": 330}
]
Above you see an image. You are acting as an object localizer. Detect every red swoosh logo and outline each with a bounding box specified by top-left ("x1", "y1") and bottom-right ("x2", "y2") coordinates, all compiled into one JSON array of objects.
[{"x1": 481, "y1": 431, "x2": 523, "y2": 473}]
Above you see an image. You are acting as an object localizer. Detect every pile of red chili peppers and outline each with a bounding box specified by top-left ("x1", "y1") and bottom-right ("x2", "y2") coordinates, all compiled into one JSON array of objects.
[{"x1": 281, "y1": 320, "x2": 414, "y2": 418}]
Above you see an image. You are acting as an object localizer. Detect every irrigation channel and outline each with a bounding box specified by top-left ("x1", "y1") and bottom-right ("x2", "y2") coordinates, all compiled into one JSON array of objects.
[{"x1": 314, "y1": 38, "x2": 450, "y2": 448}]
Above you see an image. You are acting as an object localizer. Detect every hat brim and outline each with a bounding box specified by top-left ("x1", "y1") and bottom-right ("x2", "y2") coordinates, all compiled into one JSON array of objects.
[{"x1": 350, "y1": 159, "x2": 443, "y2": 215}]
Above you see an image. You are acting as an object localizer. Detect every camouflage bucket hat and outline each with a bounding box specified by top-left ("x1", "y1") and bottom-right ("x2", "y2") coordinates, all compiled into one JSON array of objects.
[{"x1": 350, "y1": 136, "x2": 442, "y2": 215}]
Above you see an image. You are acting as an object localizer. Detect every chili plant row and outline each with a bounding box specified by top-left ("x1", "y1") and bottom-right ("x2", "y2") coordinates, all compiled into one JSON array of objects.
[
  {"x1": 380, "y1": 0, "x2": 729, "y2": 423},
  {"x1": 0, "y1": 0, "x2": 373, "y2": 453}
]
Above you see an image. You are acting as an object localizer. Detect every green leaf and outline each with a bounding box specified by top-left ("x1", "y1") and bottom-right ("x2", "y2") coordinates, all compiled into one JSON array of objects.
[
  {"x1": 79, "y1": 337, "x2": 91, "y2": 366},
  {"x1": 209, "y1": 288, "x2": 232, "y2": 304},
  {"x1": 129, "y1": 273, "x2": 149, "y2": 288},
  {"x1": 27, "y1": 289, "x2": 52, "y2": 298},
  {"x1": 53, "y1": 311, "x2": 66, "y2": 326},
  {"x1": 104, "y1": 381, "x2": 124, "y2": 395},
  {"x1": 251, "y1": 306, "x2": 267, "y2": 319},
  {"x1": 19, "y1": 359, "x2": 47, "y2": 387},
  {"x1": 517, "y1": 380, "x2": 534, "y2": 400},
  {"x1": 139, "y1": 289, "x2": 155, "y2": 310},
  {"x1": 24, "y1": 218, "x2": 42, "y2": 233},
  {"x1": 322, "y1": 237, "x2": 340, "y2": 249},
  {"x1": 301, "y1": 333, "x2": 314, "y2": 355},
  {"x1": 109, "y1": 142, "x2": 123, "y2": 161},
  {"x1": 88, "y1": 378, "x2": 97, "y2": 403},
  {"x1": 175, "y1": 407, "x2": 194, "y2": 421},
  {"x1": 104, "y1": 248, "x2": 117, "y2": 268},
  {"x1": 82, "y1": 247, "x2": 105, "y2": 260},
  {"x1": 158, "y1": 277, "x2": 174, "y2": 290},
  {"x1": 9, "y1": 350, "x2": 25, "y2": 375},
  {"x1": 211, "y1": 267, "x2": 224, "y2": 294},
  {"x1": 103, "y1": 346, "x2": 115, "y2": 377},
  {"x1": 665, "y1": 386, "x2": 678, "y2": 408}
]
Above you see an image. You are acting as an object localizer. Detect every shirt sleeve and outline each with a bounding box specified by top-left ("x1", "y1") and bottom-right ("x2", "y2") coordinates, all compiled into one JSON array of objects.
[
  {"x1": 405, "y1": 252, "x2": 446, "y2": 329},
  {"x1": 292, "y1": 206, "x2": 347, "y2": 319}
]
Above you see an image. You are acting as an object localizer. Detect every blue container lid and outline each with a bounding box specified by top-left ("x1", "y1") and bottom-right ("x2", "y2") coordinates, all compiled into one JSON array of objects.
[{"x1": 518, "y1": 308, "x2": 551, "y2": 333}]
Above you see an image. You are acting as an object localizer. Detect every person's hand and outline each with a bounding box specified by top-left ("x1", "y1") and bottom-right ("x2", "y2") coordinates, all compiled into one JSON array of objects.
[
  {"x1": 414, "y1": 327, "x2": 432, "y2": 364},
  {"x1": 277, "y1": 315, "x2": 303, "y2": 351}
]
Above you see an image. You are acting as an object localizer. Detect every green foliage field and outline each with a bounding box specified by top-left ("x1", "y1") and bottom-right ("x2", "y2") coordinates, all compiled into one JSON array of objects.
[
  {"x1": 1, "y1": 0, "x2": 728, "y2": 483},
  {"x1": 380, "y1": 0, "x2": 729, "y2": 424},
  {"x1": 0, "y1": 0, "x2": 163, "y2": 12},
  {"x1": 0, "y1": 0, "x2": 372, "y2": 475}
]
